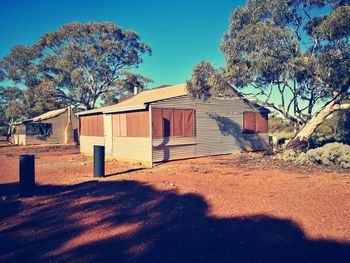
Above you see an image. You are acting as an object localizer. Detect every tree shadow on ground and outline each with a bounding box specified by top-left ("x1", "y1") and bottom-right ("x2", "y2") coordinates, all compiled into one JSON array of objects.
[{"x1": 0, "y1": 180, "x2": 349, "y2": 263}]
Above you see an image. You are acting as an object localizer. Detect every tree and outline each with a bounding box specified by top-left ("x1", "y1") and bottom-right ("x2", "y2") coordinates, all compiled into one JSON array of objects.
[
  {"x1": 100, "y1": 72, "x2": 152, "y2": 106},
  {"x1": 188, "y1": 0, "x2": 350, "y2": 151},
  {"x1": 1, "y1": 22, "x2": 151, "y2": 110}
]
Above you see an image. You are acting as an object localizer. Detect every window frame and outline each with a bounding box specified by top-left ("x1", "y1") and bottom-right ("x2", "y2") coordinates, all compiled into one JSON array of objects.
[
  {"x1": 152, "y1": 108, "x2": 196, "y2": 138},
  {"x1": 25, "y1": 122, "x2": 53, "y2": 136},
  {"x1": 243, "y1": 111, "x2": 268, "y2": 134}
]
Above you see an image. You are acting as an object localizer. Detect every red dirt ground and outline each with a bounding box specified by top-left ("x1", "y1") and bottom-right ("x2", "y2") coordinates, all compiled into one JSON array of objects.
[{"x1": 0, "y1": 144, "x2": 349, "y2": 262}]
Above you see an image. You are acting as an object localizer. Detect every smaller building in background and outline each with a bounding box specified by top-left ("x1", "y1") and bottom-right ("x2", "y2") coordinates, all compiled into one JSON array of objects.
[
  {"x1": 77, "y1": 83, "x2": 270, "y2": 166},
  {"x1": 10, "y1": 107, "x2": 79, "y2": 145}
]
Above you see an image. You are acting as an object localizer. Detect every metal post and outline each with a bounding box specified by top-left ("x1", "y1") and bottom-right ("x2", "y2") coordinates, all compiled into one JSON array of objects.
[
  {"x1": 94, "y1": 145, "x2": 105, "y2": 178},
  {"x1": 19, "y1": 155, "x2": 35, "y2": 197}
]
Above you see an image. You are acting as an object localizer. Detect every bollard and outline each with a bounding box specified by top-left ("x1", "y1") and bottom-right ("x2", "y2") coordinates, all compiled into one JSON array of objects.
[
  {"x1": 19, "y1": 155, "x2": 35, "y2": 197},
  {"x1": 93, "y1": 145, "x2": 105, "y2": 178}
]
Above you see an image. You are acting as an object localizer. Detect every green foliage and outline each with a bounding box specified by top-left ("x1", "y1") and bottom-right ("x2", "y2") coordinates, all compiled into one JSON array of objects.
[
  {"x1": 1, "y1": 22, "x2": 151, "y2": 110},
  {"x1": 269, "y1": 115, "x2": 294, "y2": 134},
  {"x1": 188, "y1": 0, "x2": 350, "y2": 132},
  {"x1": 278, "y1": 142, "x2": 350, "y2": 168},
  {"x1": 312, "y1": 110, "x2": 350, "y2": 146}
]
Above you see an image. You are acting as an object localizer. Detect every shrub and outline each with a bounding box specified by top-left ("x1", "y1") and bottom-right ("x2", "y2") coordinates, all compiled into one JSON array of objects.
[
  {"x1": 278, "y1": 142, "x2": 350, "y2": 169},
  {"x1": 278, "y1": 149, "x2": 297, "y2": 162}
]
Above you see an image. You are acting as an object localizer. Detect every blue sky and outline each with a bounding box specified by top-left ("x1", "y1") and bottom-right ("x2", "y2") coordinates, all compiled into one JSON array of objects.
[{"x1": 0, "y1": 0, "x2": 245, "y2": 88}]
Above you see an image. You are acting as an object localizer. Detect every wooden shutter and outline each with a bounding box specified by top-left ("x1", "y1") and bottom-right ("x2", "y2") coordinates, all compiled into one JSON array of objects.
[
  {"x1": 243, "y1": 112, "x2": 257, "y2": 133},
  {"x1": 162, "y1": 109, "x2": 173, "y2": 137},
  {"x1": 120, "y1": 113, "x2": 127, "y2": 136},
  {"x1": 139, "y1": 111, "x2": 150, "y2": 137},
  {"x1": 112, "y1": 114, "x2": 121, "y2": 137},
  {"x1": 184, "y1": 109, "x2": 195, "y2": 137},
  {"x1": 152, "y1": 108, "x2": 163, "y2": 137},
  {"x1": 93, "y1": 115, "x2": 99, "y2": 136},
  {"x1": 79, "y1": 115, "x2": 104, "y2": 136},
  {"x1": 257, "y1": 112, "x2": 268, "y2": 133},
  {"x1": 80, "y1": 117, "x2": 86, "y2": 136},
  {"x1": 97, "y1": 115, "x2": 104, "y2": 137},
  {"x1": 126, "y1": 112, "x2": 137, "y2": 137},
  {"x1": 173, "y1": 109, "x2": 184, "y2": 136}
]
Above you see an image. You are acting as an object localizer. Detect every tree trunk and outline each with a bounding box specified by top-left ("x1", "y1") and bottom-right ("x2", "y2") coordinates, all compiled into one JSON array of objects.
[{"x1": 287, "y1": 99, "x2": 350, "y2": 152}]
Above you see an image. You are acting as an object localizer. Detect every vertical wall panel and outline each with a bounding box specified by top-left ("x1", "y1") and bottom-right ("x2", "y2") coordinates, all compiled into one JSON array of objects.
[
  {"x1": 243, "y1": 112, "x2": 257, "y2": 133},
  {"x1": 139, "y1": 111, "x2": 150, "y2": 137},
  {"x1": 126, "y1": 112, "x2": 137, "y2": 137},
  {"x1": 112, "y1": 114, "x2": 121, "y2": 137},
  {"x1": 173, "y1": 109, "x2": 184, "y2": 136},
  {"x1": 152, "y1": 108, "x2": 163, "y2": 137},
  {"x1": 184, "y1": 109, "x2": 195, "y2": 137},
  {"x1": 162, "y1": 109, "x2": 173, "y2": 137},
  {"x1": 120, "y1": 113, "x2": 127, "y2": 136},
  {"x1": 79, "y1": 114, "x2": 104, "y2": 137},
  {"x1": 257, "y1": 112, "x2": 268, "y2": 133},
  {"x1": 97, "y1": 115, "x2": 104, "y2": 137}
]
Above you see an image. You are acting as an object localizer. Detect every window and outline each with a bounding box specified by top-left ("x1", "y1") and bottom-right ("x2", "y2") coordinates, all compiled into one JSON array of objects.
[
  {"x1": 112, "y1": 111, "x2": 149, "y2": 137},
  {"x1": 152, "y1": 108, "x2": 195, "y2": 138},
  {"x1": 80, "y1": 115, "x2": 104, "y2": 137},
  {"x1": 243, "y1": 112, "x2": 268, "y2": 133},
  {"x1": 26, "y1": 123, "x2": 52, "y2": 136}
]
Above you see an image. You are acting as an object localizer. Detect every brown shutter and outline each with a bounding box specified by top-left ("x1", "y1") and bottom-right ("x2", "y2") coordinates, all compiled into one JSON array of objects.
[
  {"x1": 139, "y1": 111, "x2": 150, "y2": 137},
  {"x1": 93, "y1": 115, "x2": 99, "y2": 136},
  {"x1": 173, "y1": 109, "x2": 184, "y2": 136},
  {"x1": 112, "y1": 114, "x2": 121, "y2": 137},
  {"x1": 120, "y1": 113, "x2": 127, "y2": 136},
  {"x1": 88, "y1": 116, "x2": 93, "y2": 136},
  {"x1": 152, "y1": 108, "x2": 163, "y2": 137},
  {"x1": 184, "y1": 109, "x2": 195, "y2": 137},
  {"x1": 243, "y1": 112, "x2": 257, "y2": 133},
  {"x1": 97, "y1": 115, "x2": 104, "y2": 137},
  {"x1": 126, "y1": 112, "x2": 136, "y2": 137},
  {"x1": 80, "y1": 117, "x2": 84, "y2": 135},
  {"x1": 162, "y1": 109, "x2": 173, "y2": 137},
  {"x1": 257, "y1": 112, "x2": 268, "y2": 133}
]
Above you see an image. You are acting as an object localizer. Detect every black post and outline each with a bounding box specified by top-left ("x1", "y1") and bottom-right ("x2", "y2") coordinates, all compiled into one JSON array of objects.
[
  {"x1": 19, "y1": 155, "x2": 35, "y2": 197},
  {"x1": 94, "y1": 145, "x2": 105, "y2": 178}
]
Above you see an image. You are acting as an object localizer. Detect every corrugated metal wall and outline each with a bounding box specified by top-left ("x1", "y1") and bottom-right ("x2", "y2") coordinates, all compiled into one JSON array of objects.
[
  {"x1": 151, "y1": 95, "x2": 269, "y2": 162},
  {"x1": 112, "y1": 137, "x2": 151, "y2": 163}
]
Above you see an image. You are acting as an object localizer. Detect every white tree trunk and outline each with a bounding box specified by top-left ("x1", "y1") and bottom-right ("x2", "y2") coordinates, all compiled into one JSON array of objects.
[{"x1": 287, "y1": 99, "x2": 350, "y2": 151}]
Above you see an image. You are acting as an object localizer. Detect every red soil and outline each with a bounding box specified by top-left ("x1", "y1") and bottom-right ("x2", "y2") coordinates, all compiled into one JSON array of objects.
[{"x1": 0, "y1": 145, "x2": 349, "y2": 262}]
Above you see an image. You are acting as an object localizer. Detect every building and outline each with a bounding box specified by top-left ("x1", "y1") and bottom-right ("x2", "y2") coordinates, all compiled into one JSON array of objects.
[
  {"x1": 77, "y1": 83, "x2": 269, "y2": 166},
  {"x1": 10, "y1": 107, "x2": 79, "y2": 145}
]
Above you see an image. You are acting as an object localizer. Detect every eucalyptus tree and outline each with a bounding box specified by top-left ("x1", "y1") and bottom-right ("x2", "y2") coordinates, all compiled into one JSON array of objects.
[
  {"x1": 1, "y1": 22, "x2": 151, "y2": 110},
  {"x1": 188, "y1": 0, "x2": 350, "y2": 151}
]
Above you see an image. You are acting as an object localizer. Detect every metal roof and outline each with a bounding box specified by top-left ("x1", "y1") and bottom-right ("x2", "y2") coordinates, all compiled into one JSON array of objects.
[
  {"x1": 76, "y1": 82, "x2": 269, "y2": 116},
  {"x1": 76, "y1": 83, "x2": 188, "y2": 116},
  {"x1": 12, "y1": 108, "x2": 68, "y2": 125}
]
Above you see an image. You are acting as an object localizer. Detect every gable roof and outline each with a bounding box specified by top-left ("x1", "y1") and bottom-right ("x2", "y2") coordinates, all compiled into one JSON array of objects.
[
  {"x1": 12, "y1": 108, "x2": 68, "y2": 125},
  {"x1": 31, "y1": 108, "x2": 68, "y2": 122},
  {"x1": 76, "y1": 82, "x2": 269, "y2": 116},
  {"x1": 76, "y1": 83, "x2": 188, "y2": 116}
]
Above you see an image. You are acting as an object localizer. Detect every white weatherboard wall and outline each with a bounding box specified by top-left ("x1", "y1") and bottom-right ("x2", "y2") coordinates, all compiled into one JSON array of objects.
[
  {"x1": 151, "y1": 95, "x2": 269, "y2": 162},
  {"x1": 80, "y1": 136, "x2": 105, "y2": 154},
  {"x1": 104, "y1": 114, "x2": 113, "y2": 156}
]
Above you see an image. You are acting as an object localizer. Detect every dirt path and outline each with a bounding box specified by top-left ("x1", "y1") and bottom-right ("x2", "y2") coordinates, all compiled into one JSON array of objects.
[{"x1": 1, "y1": 146, "x2": 349, "y2": 262}]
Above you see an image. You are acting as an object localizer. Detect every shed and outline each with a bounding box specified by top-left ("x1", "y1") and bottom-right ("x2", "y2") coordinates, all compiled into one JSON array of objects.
[
  {"x1": 77, "y1": 83, "x2": 270, "y2": 166},
  {"x1": 10, "y1": 107, "x2": 79, "y2": 145}
]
